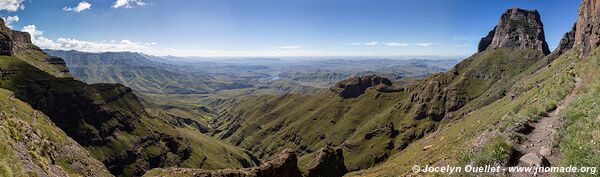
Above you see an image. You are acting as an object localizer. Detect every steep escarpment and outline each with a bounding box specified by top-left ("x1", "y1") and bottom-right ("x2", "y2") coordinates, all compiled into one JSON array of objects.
[
  {"x1": 209, "y1": 8, "x2": 548, "y2": 173},
  {"x1": 478, "y1": 8, "x2": 550, "y2": 55},
  {"x1": 0, "y1": 21, "x2": 257, "y2": 176}
]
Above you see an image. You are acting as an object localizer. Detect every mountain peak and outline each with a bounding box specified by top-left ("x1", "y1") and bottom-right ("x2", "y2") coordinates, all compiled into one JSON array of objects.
[{"x1": 478, "y1": 8, "x2": 551, "y2": 55}]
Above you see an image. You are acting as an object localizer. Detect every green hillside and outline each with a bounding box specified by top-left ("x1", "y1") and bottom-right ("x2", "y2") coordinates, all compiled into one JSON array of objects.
[
  {"x1": 208, "y1": 48, "x2": 544, "y2": 171},
  {"x1": 347, "y1": 43, "x2": 586, "y2": 177},
  {"x1": 0, "y1": 50, "x2": 259, "y2": 176},
  {"x1": 0, "y1": 88, "x2": 113, "y2": 177}
]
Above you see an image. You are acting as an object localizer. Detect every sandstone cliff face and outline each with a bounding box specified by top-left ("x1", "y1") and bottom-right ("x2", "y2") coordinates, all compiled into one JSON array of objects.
[
  {"x1": 575, "y1": 0, "x2": 600, "y2": 56},
  {"x1": 330, "y1": 75, "x2": 393, "y2": 98},
  {"x1": 478, "y1": 8, "x2": 550, "y2": 55},
  {"x1": 144, "y1": 149, "x2": 302, "y2": 177},
  {"x1": 306, "y1": 146, "x2": 348, "y2": 177}
]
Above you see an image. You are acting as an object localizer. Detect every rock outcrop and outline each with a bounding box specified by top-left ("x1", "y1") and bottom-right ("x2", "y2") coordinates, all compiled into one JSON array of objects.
[
  {"x1": 144, "y1": 149, "x2": 302, "y2": 177},
  {"x1": 575, "y1": 0, "x2": 600, "y2": 56},
  {"x1": 306, "y1": 146, "x2": 348, "y2": 177},
  {"x1": 478, "y1": 8, "x2": 550, "y2": 55},
  {"x1": 0, "y1": 18, "x2": 39, "y2": 55},
  {"x1": 554, "y1": 24, "x2": 577, "y2": 55},
  {"x1": 330, "y1": 75, "x2": 393, "y2": 98}
]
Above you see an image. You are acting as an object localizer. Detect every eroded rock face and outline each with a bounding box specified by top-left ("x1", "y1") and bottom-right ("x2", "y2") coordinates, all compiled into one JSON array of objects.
[
  {"x1": 330, "y1": 75, "x2": 393, "y2": 98},
  {"x1": 144, "y1": 149, "x2": 302, "y2": 177},
  {"x1": 478, "y1": 8, "x2": 550, "y2": 55},
  {"x1": 306, "y1": 146, "x2": 348, "y2": 177},
  {"x1": 575, "y1": 0, "x2": 600, "y2": 56}
]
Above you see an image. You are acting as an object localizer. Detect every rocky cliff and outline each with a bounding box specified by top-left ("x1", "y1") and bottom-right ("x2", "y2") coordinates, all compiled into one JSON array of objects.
[
  {"x1": 575, "y1": 0, "x2": 600, "y2": 56},
  {"x1": 0, "y1": 18, "x2": 39, "y2": 55},
  {"x1": 478, "y1": 8, "x2": 551, "y2": 55}
]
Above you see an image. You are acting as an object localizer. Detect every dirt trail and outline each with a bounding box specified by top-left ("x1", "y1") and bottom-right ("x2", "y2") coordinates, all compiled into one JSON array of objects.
[{"x1": 510, "y1": 77, "x2": 581, "y2": 177}]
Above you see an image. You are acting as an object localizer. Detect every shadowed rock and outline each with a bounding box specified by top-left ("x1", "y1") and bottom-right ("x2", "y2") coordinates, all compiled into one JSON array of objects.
[
  {"x1": 306, "y1": 146, "x2": 348, "y2": 177},
  {"x1": 478, "y1": 8, "x2": 550, "y2": 55}
]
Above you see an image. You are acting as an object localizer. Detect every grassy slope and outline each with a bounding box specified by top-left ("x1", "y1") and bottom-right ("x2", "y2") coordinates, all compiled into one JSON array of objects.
[
  {"x1": 347, "y1": 47, "x2": 583, "y2": 176},
  {"x1": 209, "y1": 48, "x2": 543, "y2": 171},
  {"x1": 0, "y1": 51, "x2": 258, "y2": 176},
  {"x1": 559, "y1": 48, "x2": 600, "y2": 176},
  {"x1": 0, "y1": 88, "x2": 113, "y2": 177}
]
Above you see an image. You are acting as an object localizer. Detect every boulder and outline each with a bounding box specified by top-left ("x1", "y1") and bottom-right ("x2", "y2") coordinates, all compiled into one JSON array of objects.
[
  {"x1": 478, "y1": 8, "x2": 550, "y2": 55},
  {"x1": 306, "y1": 146, "x2": 348, "y2": 177},
  {"x1": 540, "y1": 146, "x2": 552, "y2": 156},
  {"x1": 518, "y1": 153, "x2": 550, "y2": 167}
]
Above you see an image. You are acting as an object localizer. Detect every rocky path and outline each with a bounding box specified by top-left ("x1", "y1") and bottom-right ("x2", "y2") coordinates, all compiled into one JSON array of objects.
[{"x1": 510, "y1": 77, "x2": 581, "y2": 177}]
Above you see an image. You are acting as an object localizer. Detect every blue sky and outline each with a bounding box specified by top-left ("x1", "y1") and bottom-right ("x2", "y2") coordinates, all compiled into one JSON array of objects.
[{"x1": 0, "y1": 0, "x2": 582, "y2": 57}]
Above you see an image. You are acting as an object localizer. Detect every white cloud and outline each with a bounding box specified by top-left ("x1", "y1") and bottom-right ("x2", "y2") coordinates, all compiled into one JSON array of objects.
[
  {"x1": 364, "y1": 41, "x2": 379, "y2": 46},
  {"x1": 0, "y1": 0, "x2": 25, "y2": 12},
  {"x1": 384, "y1": 42, "x2": 409, "y2": 47},
  {"x1": 21, "y1": 25, "x2": 155, "y2": 53},
  {"x1": 453, "y1": 43, "x2": 470, "y2": 48},
  {"x1": 414, "y1": 43, "x2": 437, "y2": 47},
  {"x1": 2, "y1": 15, "x2": 19, "y2": 28},
  {"x1": 22, "y1": 25, "x2": 43, "y2": 37},
  {"x1": 275, "y1": 46, "x2": 303, "y2": 50},
  {"x1": 63, "y1": 1, "x2": 92, "y2": 13},
  {"x1": 351, "y1": 41, "x2": 379, "y2": 46},
  {"x1": 352, "y1": 41, "x2": 410, "y2": 47},
  {"x1": 112, "y1": 0, "x2": 146, "y2": 9}
]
